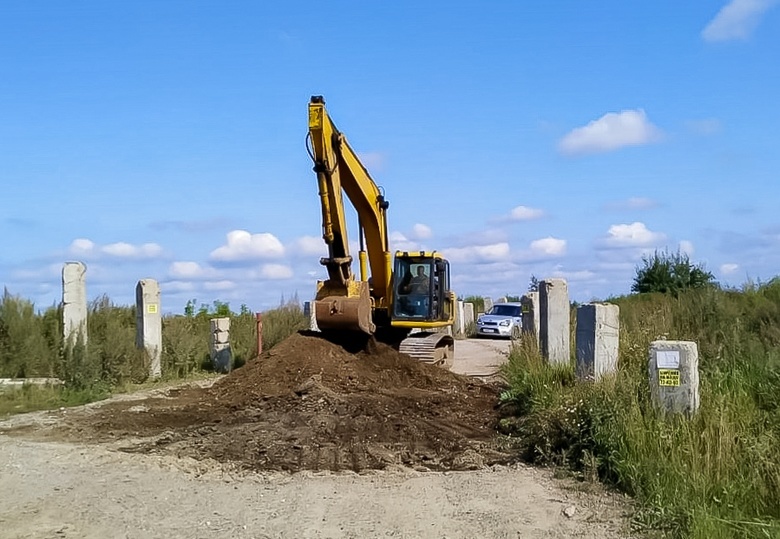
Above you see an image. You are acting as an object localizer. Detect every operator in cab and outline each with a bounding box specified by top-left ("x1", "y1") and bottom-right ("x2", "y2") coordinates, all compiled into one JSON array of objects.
[{"x1": 408, "y1": 266, "x2": 430, "y2": 294}]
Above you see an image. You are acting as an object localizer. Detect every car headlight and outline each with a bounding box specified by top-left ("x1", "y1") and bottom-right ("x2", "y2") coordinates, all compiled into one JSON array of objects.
[
  {"x1": 499, "y1": 319, "x2": 511, "y2": 327},
  {"x1": 477, "y1": 317, "x2": 484, "y2": 324}
]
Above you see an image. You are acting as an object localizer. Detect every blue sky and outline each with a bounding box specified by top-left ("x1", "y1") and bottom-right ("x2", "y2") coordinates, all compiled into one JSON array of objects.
[{"x1": 2, "y1": 1, "x2": 779, "y2": 313}]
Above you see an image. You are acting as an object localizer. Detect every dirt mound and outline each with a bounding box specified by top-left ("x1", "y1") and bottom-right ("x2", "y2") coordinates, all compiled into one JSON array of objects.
[
  {"x1": 23, "y1": 332, "x2": 511, "y2": 472},
  {"x1": 212, "y1": 331, "x2": 465, "y2": 401}
]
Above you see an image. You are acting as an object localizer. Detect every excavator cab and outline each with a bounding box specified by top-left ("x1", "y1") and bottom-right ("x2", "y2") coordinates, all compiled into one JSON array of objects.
[{"x1": 391, "y1": 252, "x2": 452, "y2": 324}]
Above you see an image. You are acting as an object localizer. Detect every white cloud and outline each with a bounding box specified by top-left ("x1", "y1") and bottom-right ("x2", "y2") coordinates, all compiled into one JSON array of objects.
[
  {"x1": 453, "y1": 228, "x2": 509, "y2": 247},
  {"x1": 258, "y1": 264, "x2": 294, "y2": 280},
  {"x1": 11, "y1": 263, "x2": 62, "y2": 281},
  {"x1": 679, "y1": 240, "x2": 695, "y2": 257},
  {"x1": 69, "y1": 238, "x2": 95, "y2": 255},
  {"x1": 168, "y1": 261, "x2": 205, "y2": 279},
  {"x1": 606, "y1": 197, "x2": 659, "y2": 211},
  {"x1": 529, "y1": 237, "x2": 567, "y2": 257},
  {"x1": 509, "y1": 205, "x2": 545, "y2": 221},
  {"x1": 720, "y1": 263, "x2": 740, "y2": 275},
  {"x1": 68, "y1": 238, "x2": 163, "y2": 259},
  {"x1": 451, "y1": 261, "x2": 524, "y2": 286},
  {"x1": 600, "y1": 222, "x2": 666, "y2": 248},
  {"x1": 204, "y1": 280, "x2": 236, "y2": 291},
  {"x1": 411, "y1": 223, "x2": 433, "y2": 240},
  {"x1": 443, "y1": 242, "x2": 511, "y2": 263},
  {"x1": 357, "y1": 151, "x2": 387, "y2": 171},
  {"x1": 101, "y1": 242, "x2": 137, "y2": 257},
  {"x1": 102, "y1": 242, "x2": 163, "y2": 258},
  {"x1": 558, "y1": 109, "x2": 662, "y2": 156},
  {"x1": 209, "y1": 230, "x2": 285, "y2": 262},
  {"x1": 390, "y1": 231, "x2": 422, "y2": 253},
  {"x1": 685, "y1": 119, "x2": 723, "y2": 135},
  {"x1": 702, "y1": 0, "x2": 778, "y2": 42},
  {"x1": 291, "y1": 235, "x2": 326, "y2": 256},
  {"x1": 164, "y1": 280, "x2": 197, "y2": 293},
  {"x1": 550, "y1": 268, "x2": 599, "y2": 283}
]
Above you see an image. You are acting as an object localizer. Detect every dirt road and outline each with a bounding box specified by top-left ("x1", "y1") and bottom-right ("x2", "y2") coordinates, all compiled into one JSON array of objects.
[
  {"x1": 0, "y1": 336, "x2": 632, "y2": 539},
  {"x1": 451, "y1": 337, "x2": 513, "y2": 378}
]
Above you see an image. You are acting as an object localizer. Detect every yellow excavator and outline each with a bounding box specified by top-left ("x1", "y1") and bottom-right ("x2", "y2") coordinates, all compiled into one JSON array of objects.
[{"x1": 306, "y1": 95, "x2": 456, "y2": 367}]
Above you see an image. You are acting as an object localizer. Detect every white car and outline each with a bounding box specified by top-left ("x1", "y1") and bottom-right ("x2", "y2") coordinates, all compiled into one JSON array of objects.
[{"x1": 476, "y1": 302, "x2": 522, "y2": 339}]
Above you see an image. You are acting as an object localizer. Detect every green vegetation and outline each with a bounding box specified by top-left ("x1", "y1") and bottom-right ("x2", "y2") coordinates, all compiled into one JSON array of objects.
[
  {"x1": 463, "y1": 295, "x2": 485, "y2": 314},
  {"x1": 0, "y1": 383, "x2": 111, "y2": 416},
  {"x1": 500, "y1": 280, "x2": 780, "y2": 538},
  {"x1": 0, "y1": 291, "x2": 307, "y2": 416},
  {"x1": 632, "y1": 250, "x2": 715, "y2": 295}
]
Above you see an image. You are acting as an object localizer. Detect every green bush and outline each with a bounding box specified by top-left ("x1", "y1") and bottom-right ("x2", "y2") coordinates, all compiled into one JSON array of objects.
[
  {"x1": 0, "y1": 291, "x2": 58, "y2": 378},
  {"x1": 632, "y1": 250, "x2": 714, "y2": 295}
]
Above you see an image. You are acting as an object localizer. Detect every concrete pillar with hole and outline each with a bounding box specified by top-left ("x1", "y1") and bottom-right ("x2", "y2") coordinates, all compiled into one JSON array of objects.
[
  {"x1": 135, "y1": 279, "x2": 162, "y2": 379},
  {"x1": 539, "y1": 279, "x2": 570, "y2": 365},
  {"x1": 62, "y1": 262, "x2": 88, "y2": 347},
  {"x1": 575, "y1": 303, "x2": 619, "y2": 381},
  {"x1": 210, "y1": 317, "x2": 232, "y2": 373}
]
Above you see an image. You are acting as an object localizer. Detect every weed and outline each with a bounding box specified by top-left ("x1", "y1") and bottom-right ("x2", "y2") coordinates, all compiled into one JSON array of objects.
[
  {"x1": 499, "y1": 284, "x2": 780, "y2": 538},
  {"x1": 0, "y1": 291, "x2": 308, "y2": 415}
]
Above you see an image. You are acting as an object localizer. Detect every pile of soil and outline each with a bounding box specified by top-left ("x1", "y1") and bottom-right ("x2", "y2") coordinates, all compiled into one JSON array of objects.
[{"x1": 34, "y1": 332, "x2": 511, "y2": 472}]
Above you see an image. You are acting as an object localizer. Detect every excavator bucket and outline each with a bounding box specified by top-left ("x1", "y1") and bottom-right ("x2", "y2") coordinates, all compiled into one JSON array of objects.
[{"x1": 314, "y1": 280, "x2": 375, "y2": 335}]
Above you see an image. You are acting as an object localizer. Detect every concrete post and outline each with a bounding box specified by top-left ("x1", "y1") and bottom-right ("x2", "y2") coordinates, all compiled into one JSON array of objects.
[
  {"x1": 483, "y1": 297, "x2": 494, "y2": 313},
  {"x1": 210, "y1": 317, "x2": 232, "y2": 373},
  {"x1": 520, "y1": 292, "x2": 540, "y2": 345},
  {"x1": 539, "y1": 279, "x2": 570, "y2": 365},
  {"x1": 256, "y1": 313, "x2": 263, "y2": 357},
  {"x1": 455, "y1": 300, "x2": 465, "y2": 336},
  {"x1": 648, "y1": 340, "x2": 700, "y2": 416},
  {"x1": 496, "y1": 297, "x2": 507, "y2": 304},
  {"x1": 304, "y1": 301, "x2": 319, "y2": 331},
  {"x1": 135, "y1": 279, "x2": 162, "y2": 379},
  {"x1": 576, "y1": 303, "x2": 619, "y2": 381},
  {"x1": 62, "y1": 262, "x2": 88, "y2": 347},
  {"x1": 463, "y1": 302, "x2": 475, "y2": 335}
]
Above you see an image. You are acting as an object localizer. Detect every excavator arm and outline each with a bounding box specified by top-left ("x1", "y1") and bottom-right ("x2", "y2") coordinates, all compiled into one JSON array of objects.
[{"x1": 307, "y1": 96, "x2": 393, "y2": 333}]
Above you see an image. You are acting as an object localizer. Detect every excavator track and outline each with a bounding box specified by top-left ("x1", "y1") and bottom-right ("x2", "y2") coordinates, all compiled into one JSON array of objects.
[{"x1": 398, "y1": 332, "x2": 455, "y2": 369}]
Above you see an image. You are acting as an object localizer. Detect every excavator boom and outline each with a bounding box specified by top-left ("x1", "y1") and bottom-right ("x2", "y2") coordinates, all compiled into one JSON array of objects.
[
  {"x1": 307, "y1": 96, "x2": 392, "y2": 334},
  {"x1": 306, "y1": 96, "x2": 455, "y2": 365}
]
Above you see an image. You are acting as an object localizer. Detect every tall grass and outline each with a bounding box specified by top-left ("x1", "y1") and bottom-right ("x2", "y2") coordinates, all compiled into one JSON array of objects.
[
  {"x1": 500, "y1": 281, "x2": 780, "y2": 538},
  {"x1": 0, "y1": 291, "x2": 308, "y2": 413}
]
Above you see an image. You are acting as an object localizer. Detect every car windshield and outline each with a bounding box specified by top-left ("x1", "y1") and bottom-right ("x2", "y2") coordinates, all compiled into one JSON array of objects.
[{"x1": 489, "y1": 305, "x2": 521, "y2": 317}]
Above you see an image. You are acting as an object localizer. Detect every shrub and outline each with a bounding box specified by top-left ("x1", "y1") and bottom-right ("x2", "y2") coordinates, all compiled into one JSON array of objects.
[
  {"x1": 260, "y1": 300, "x2": 308, "y2": 351},
  {"x1": 632, "y1": 250, "x2": 714, "y2": 295}
]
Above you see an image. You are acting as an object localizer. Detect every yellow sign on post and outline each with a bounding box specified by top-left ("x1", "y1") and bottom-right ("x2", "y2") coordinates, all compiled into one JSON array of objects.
[
  {"x1": 147, "y1": 304, "x2": 158, "y2": 314},
  {"x1": 658, "y1": 369, "x2": 681, "y2": 387}
]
